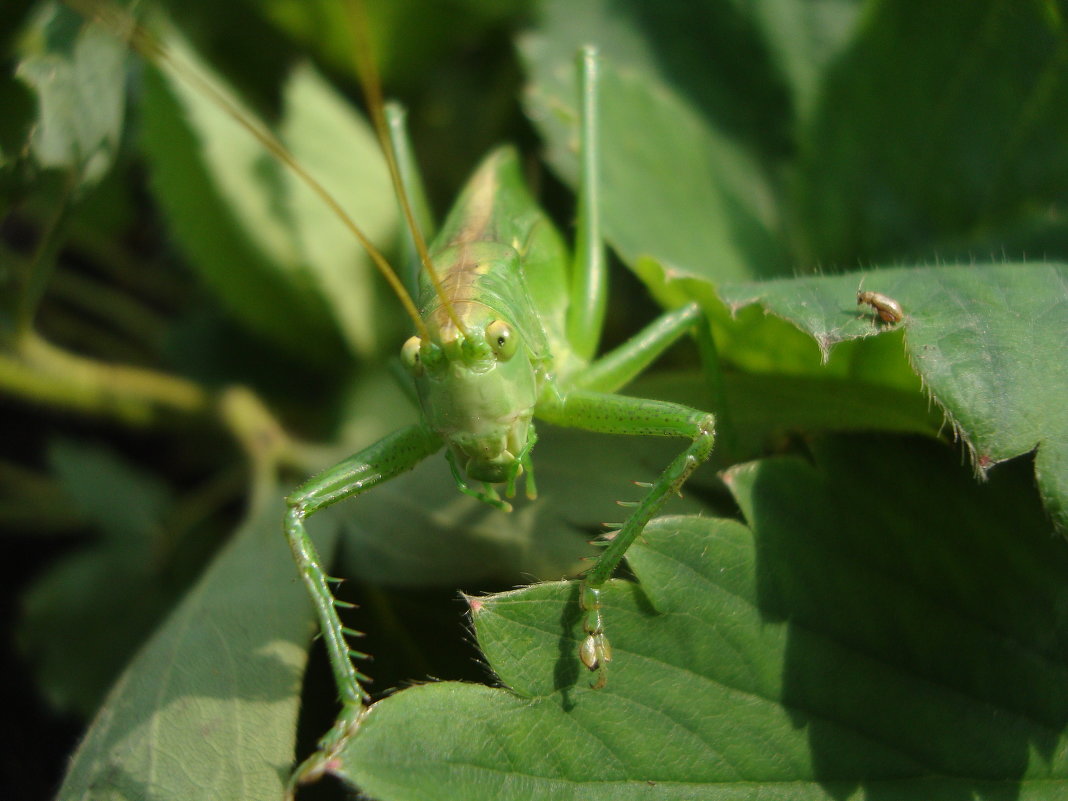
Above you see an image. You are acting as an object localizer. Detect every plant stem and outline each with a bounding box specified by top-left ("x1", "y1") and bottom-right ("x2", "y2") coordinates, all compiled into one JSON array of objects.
[{"x1": 0, "y1": 331, "x2": 208, "y2": 425}]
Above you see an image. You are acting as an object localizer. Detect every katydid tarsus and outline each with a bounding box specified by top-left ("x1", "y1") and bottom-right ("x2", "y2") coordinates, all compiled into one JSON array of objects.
[{"x1": 74, "y1": 0, "x2": 716, "y2": 788}]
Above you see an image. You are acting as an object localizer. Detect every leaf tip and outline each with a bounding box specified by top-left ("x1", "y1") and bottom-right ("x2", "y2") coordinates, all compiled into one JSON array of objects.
[{"x1": 464, "y1": 593, "x2": 486, "y2": 617}]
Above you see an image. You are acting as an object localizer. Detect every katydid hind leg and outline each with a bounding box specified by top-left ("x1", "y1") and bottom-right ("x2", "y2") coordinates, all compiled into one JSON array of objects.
[
  {"x1": 566, "y1": 46, "x2": 608, "y2": 362},
  {"x1": 535, "y1": 387, "x2": 714, "y2": 686}
]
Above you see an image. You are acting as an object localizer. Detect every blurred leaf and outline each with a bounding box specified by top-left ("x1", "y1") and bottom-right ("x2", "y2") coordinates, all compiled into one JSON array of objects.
[
  {"x1": 792, "y1": 0, "x2": 1068, "y2": 265},
  {"x1": 139, "y1": 19, "x2": 397, "y2": 363},
  {"x1": 719, "y1": 264, "x2": 1068, "y2": 527},
  {"x1": 0, "y1": 64, "x2": 35, "y2": 175},
  {"x1": 54, "y1": 482, "x2": 339, "y2": 801},
  {"x1": 19, "y1": 439, "x2": 177, "y2": 716},
  {"x1": 15, "y1": 1, "x2": 127, "y2": 189},
  {"x1": 48, "y1": 438, "x2": 170, "y2": 547},
  {"x1": 264, "y1": 0, "x2": 529, "y2": 88},
  {"x1": 337, "y1": 436, "x2": 1067, "y2": 799},
  {"x1": 743, "y1": 0, "x2": 863, "y2": 121},
  {"x1": 280, "y1": 63, "x2": 399, "y2": 357}
]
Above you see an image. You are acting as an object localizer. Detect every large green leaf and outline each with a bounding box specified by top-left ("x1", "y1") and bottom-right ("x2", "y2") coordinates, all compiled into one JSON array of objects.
[
  {"x1": 719, "y1": 264, "x2": 1068, "y2": 528},
  {"x1": 335, "y1": 435, "x2": 1067, "y2": 800},
  {"x1": 54, "y1": 483, "x2": 338, "y2": 801},
  {"x1": 522, "y1": 0, "x2": 1068, "y2": 287},
  {"x1": 139, "y1": 20, "x2": 397, "y2": 363}
]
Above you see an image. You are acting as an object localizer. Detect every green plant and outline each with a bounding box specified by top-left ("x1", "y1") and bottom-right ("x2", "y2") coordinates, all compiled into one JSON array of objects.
[{"x1": 3, "y1": 1, "x2": 1066, "y2": 799}]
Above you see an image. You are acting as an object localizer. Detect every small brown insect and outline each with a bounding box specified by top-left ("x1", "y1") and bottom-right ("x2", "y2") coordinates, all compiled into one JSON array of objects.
[{"x1": 857, "y1": 289, "x2": 904, "y2": 324}]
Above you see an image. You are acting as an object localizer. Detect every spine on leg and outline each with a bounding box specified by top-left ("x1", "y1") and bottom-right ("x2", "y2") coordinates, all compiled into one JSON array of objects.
[{"x1": 284, "y1": 505, "x2": 368, "y2": 707}]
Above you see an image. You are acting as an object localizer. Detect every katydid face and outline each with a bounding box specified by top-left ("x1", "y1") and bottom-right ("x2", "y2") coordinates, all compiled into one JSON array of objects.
[{"x1": 403, "y1": 311, "x2": 537, "y2": 484}]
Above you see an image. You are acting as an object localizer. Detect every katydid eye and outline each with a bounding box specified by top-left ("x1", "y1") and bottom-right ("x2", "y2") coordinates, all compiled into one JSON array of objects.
[
  {"x1": 401, "y1": 336, "x2": 423, "y2": 374},
  {"x1": 486, "y1": 320, "x2": 517, "y2": 360}
]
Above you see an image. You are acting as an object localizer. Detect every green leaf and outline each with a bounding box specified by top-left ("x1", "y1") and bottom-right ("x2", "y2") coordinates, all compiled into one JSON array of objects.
[
  {"x1": 792, "y1": 0, "x2": 1068, "y2": 265},
  {"x1": 15, "y1": 1, "x2": 127, "y2": 189},
  {"x1": 335, "y1": 435, "x2": 1067, "y2": 800},
  {"x1": 640, "y1": 369, "x2": 940, "y2": 462},
  {"x1": 139, "y1": 20, "x2": 397, "y2": 363},
  {"x1": 54, "y1": 483, "x2": 339, "y2": 801},
  {"x1": 719, "y1": 263, "x2": 1068, "y2": 528}
]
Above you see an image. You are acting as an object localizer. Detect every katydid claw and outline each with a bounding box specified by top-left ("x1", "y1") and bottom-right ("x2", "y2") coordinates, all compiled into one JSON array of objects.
[{"x1": 579, "y1": 583, "x2": 612, "y2": 684}]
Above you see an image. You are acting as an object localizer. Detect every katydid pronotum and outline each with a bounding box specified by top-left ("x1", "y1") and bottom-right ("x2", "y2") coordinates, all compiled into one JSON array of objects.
[{"x1": 74, "y1": 0, "x2": 716, "y2": 790}]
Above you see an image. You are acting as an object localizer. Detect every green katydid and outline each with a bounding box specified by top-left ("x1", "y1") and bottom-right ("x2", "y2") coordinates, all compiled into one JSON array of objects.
[
  {"x1": 283, "y1": 11, "x2": 716, "y2": 783},
  {"x1": 70, "y1": 0, "x2": 716, "y2": 789}
]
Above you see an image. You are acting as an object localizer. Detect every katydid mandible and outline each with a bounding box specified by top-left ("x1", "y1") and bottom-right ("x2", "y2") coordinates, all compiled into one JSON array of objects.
[{"x1": 284, "y1": 33, "x2": 715, "y2": 779}]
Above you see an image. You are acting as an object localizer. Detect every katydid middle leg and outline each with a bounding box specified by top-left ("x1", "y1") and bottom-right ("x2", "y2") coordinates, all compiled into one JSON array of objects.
[
  {"x1": 537, "y1": 383, "x2": 714, "y2": 687},
  {"x1": 553, "y1": 45, "x2": 717, "y2": 686},
  {"x1": 538, "y1": 303, "x2": 716, "y2": 688}
]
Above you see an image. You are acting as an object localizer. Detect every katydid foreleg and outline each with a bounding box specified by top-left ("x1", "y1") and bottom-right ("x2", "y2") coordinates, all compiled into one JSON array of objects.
[
  {"x1": 567, "y1": 46, "x2": 607, "y2": 362},
  {"x1": 283, "y1": 421, "x2": 441, "y2": 766}
]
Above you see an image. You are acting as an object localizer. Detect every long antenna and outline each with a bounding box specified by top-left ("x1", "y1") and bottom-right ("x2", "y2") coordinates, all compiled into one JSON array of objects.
[
  {"x1": 67, "y1": 0, "x2": 432, "y2": 343},
  {"x1": 342, "y1": 0, "x2": 470, "y2": 340}
]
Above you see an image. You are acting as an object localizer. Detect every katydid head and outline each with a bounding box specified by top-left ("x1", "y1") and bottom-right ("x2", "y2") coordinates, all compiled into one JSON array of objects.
[{"x1": 402, "y1": 313, "x2": 537, "y2": 484}]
